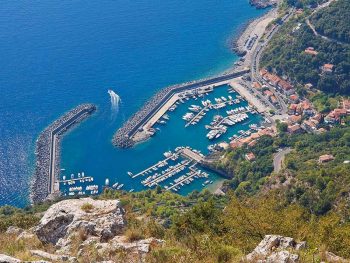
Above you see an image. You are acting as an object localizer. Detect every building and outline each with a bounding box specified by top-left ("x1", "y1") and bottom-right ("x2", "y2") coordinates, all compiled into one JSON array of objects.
[
  {"x1": 278, "y1": 79, "x2": 295, "y2": 95},
  {"x1": 322, "y1": 63, "x2": 334, "y2": 73},
  {"x1": 288, "y1": 115, "x2": 302, "y2": 124},
  {"x1": 264, "y1": 90, "x2": 274, "y2": 97},
  {"x1": 325, "y1": 108, "x2": 348, "y2": 123},
  {"x1": 304, "y1": 47, "x2": 318, "y2": 56},
  {"x1": 318, "y1": 154, "x2": 334, "y2": 163},
  {"x1": 342, "y1": 98, "x2": 350, "y2": 111},
  {"x1": 289, "y1": 94, "x2": 299, "y2": 103},
  {"x1": 252, "y1": 82, "x2": 263, "y2": 90},
  {"x1": 287, "y1": 124, "x2": 303, "y2": 134},
  {"x1": 245, "y1": 152, "x2": 256, "y2": 161},
  {"x1": 301, "y1": 119, "x2": 319, "y2": 133}
]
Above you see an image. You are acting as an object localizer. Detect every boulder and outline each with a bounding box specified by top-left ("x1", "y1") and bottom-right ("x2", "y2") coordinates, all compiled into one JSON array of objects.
[
  {"x1": 324, "y1": 251, "x2": 349, "y2": 263},
  {"x1": 5, "y1": 226, "x2": 23, "y2": 236},
  {"x1": 0, "y1": 254, "x2": 21, "y2": 263},
  {"x1": 246, "y1": 235, "x2": 305, "y2": 263},
  {"x1": 30, "y1": 250, "x2": 76, "y2": 262},
  {"x1": 16, "y1": 231, "x2": 36, "y2": 241},
  {"x1": 96, "y1": 236, "x2": 164, "y2": 255},
  {"x1": 34, "y1": 198, "x2": 125, "y2": 248}
]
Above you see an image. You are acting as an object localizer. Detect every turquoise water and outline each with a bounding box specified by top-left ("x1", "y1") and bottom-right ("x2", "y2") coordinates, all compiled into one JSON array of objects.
[{"x1": 0, "y1": 1, "x2": 265, "y2": 207}]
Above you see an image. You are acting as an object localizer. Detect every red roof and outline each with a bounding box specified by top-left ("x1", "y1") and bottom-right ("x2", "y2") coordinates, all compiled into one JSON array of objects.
[{"x1": 264, "y1": 90, "x2": 274, "y2": 97}]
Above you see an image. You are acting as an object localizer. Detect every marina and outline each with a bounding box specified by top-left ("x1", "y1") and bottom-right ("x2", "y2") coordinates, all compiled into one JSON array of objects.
[
  {"x1": 129, "y1": 147, "x2": 208, "y2": 193},
  {"x1": 113, "y1": 69, "x2": 250, "y2": 148},
  {"x1": 59, "y1": 83, "x2": 264, "y2": 195}
]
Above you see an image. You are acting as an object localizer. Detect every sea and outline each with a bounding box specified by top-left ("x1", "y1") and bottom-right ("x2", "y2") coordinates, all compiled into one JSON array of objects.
[{"x1": 0, "y1": 1, "x2": 266, "y2": 207}]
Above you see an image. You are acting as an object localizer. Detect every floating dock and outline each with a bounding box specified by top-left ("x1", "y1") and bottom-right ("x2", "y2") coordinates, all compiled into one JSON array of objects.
[
  {"x1": 113, "y1": 69, "x2": 250, "y2": 148},
  {"x1": 31, "y1": 104, "x2": 96, "y2": 204}
]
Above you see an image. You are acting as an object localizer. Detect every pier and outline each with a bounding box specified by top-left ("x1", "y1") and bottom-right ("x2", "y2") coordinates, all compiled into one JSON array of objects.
[
  {"x1": 113, "y1": 69, "x2": 250, "y2": 148},
  {"x1": 31, "y1": 104, "x2": 96, "y2": 204}
]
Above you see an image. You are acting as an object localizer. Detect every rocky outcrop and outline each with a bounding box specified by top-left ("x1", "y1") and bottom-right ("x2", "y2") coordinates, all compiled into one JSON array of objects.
[
  {"x1": 246, "y1": 235, "x2": 305, "y2": 263},
  {"x1": 5, "y1": 226, "x2": 23, "y2": 236},
  {"x1": 0, "y1": 254, "x2": 21, "y2": 263},
  {"x1": 30, "y1": 250, "x2": 76, "y2": 262},
  {"x1": 34, "y1": 198, "x2": 126, "y2": 248}
]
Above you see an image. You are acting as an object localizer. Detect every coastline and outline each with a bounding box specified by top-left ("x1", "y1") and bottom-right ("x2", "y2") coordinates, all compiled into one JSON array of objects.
[{"x1": 31, "y1": 5, "x2": 279, "y2": 203}]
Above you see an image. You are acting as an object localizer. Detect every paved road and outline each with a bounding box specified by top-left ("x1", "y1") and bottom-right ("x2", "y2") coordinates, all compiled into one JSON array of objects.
[
  {"x1": 273, "y1": 147, "x2": 292, "y2": 173},
  {"x1": 250, "y1": 8, "x2": 295, "y2": 115}
]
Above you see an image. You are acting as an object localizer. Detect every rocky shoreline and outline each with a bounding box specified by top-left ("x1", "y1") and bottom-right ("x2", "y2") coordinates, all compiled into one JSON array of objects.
[
  {"x1": 31, "y1": 104, "x2": 96, "y2": 204},
  {"x1": 249, "y1": 0, "x2": 277, "y2": 9}
]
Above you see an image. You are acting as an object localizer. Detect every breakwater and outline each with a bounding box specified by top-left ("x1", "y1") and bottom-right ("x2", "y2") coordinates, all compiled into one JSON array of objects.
[
  {"x1": 113, "y1": 70, "x2": 250, "y2": 148},
  {"x1": 31, "y1": 104, "x2": 96, "y2": 204}
]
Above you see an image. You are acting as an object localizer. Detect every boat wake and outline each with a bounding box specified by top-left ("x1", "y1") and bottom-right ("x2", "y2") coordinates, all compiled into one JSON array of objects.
[{"x1": 108, "y1": 89, "x2": 121, "y2": 118}]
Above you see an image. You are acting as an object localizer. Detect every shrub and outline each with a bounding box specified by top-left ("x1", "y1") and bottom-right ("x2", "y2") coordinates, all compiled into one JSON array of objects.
[{"x1": 80, "y1": 203, "x2": 94, "y2": 213}]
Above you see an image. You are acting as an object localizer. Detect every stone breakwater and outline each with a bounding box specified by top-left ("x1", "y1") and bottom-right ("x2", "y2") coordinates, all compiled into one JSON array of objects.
[
  {"x1": 31, "y1": 104, "x2": 96, "y2": 204},
  {"x1": 113, "y1": 70, "x2": 249, "y2": 148}
]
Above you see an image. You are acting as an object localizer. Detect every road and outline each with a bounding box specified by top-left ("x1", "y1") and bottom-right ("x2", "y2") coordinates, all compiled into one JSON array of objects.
[
  {"x1": 273, "y1": 148, "x2": 292, "y2": 173},
  {"x1": 250, "y1": 8, "x2": 295, "y2": 115}
]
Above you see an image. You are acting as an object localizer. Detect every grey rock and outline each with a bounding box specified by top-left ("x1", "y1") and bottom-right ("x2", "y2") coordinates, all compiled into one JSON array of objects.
[
  {"x1": 266, "y1": 250, "x2": 299, "y2": 263},
  {"x1": 246, "y1": 235, "x2": 304, "y2": 262},
  {"x1": 5, "y1": 226, "x2": 23, "y2": 236},
  {"x1": 34, "y1": 198, "x2": 125, "y2": 248},
  {"x1": 0, "y1": 254, "x2": 21, "y2": 263},
  {"x1": 30, "y1": 250, "x2": 76, "y2": 262}
]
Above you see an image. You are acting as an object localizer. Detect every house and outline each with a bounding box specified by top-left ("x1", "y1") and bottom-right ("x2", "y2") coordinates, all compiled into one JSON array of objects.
[
  {"x1": 289, "y1": 94, "x2": 299, "y2": 103},
  {"x1": 318, "y1": 154, "x2": 334, "y2": 163},
  {"x1": 325, "y1": 108, "x2": 348, "y2": 123},
  {"x1": 342, "y1": 99, "x2": 350, "y2": 111},
  {"x1": 304, "y1": 47, "x2": 318, "y2": 56},
  {"x1": 245, "y1": 152, "x2": 256, "y2": 161},
  {"x1": 264, "y1": 90, "x2": 274, "y2": 97},
  {"x1": 322, "y1": 63, "x2": 334, "y2": 73},
  {"x1": 301, "y1": 119, "x2": 318, "y2": 132},
  {"x1": 252, "y1": 82, "x2": 263, "y2": 90},
  {"x1": 287, "y1": 124, "x2": 303, "y2": 134},
  {"x1": 305, "y1": 83, "x2": 313, "y2": 89},
  {"x1": 301, "y1": 100, "x2": 314, "y2": 116},
  {"x1": 288, "y1": 115, "x2": 302, "y2": 124},
  {"x1": 278, "y1": 79, "x2": 295, "y2": 95},
  {"x1": 270, "y1": 95, "x2": 278, "y2": 104}
]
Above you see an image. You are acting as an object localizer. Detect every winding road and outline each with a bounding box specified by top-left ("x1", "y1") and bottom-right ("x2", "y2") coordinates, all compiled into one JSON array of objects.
[{"x1": 273, "y1": 148, "x2": 292, "y2": 173}]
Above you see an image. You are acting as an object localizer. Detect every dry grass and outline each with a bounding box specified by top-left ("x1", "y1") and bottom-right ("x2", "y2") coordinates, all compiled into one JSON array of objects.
[
  {"x1": 125, "y1": 228, "x2": 144, "y2": 243},
  {"x1": 80, "y1": 203, "x2": 94, "y2": 213},
  {"x1": 0, "y1": 233, "x2": 53, "y2": 261}
]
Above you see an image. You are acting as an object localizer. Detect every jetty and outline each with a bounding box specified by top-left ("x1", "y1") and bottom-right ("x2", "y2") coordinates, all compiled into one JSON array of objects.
[
  {"x1": 31, "y1": 104, "x2": 96, "y2": 204},
  {"x1": 113, "y1": 69, "x2": 250, "y2": 148}
]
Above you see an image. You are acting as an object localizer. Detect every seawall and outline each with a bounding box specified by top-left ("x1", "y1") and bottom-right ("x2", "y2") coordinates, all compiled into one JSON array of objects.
[
  {"x1": 31, "y1": 103, "x2": 96, "y2": 204},
  {"x1": 113, "y1": 70, "x2": 250, "y2": 148}
]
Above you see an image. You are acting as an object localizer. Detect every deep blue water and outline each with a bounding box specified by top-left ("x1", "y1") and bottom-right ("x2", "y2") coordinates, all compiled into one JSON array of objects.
[{"x1": 0, "y1": 1, "x2": 265, "y2": 207}]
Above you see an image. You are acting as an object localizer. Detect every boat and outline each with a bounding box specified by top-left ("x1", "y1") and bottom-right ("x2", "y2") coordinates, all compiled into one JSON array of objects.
[{"x1": 112, "y1": 182, "x2": 119, "y2": 189}]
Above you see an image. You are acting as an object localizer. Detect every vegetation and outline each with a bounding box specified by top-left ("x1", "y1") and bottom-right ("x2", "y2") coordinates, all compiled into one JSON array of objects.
[
  {"x1": 80, "y1": 202, "x2": 94, "y2": 213},
  {"x1": 261, "y1": 0, "x2": 350, "y2": 95},
  {"x1": 310, "y1": 0, "x2": 350, "y2": 43},
  {"x1": 211, "y1": 135, "x2": 276, "y2": 196}
]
